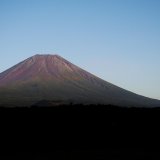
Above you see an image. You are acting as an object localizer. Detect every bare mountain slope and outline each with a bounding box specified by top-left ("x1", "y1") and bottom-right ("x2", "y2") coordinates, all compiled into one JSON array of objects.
[{"x1": 0, "y1": 54, "x2": 159, "y2": 107}]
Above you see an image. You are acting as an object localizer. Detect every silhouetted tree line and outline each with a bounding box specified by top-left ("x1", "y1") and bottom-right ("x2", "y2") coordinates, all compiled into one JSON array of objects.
[{"x1": 0, "y1": 103, "x2": 160, "y2": 111}]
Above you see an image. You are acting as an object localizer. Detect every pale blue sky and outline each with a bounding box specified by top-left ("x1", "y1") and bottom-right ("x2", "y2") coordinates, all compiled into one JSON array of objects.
[{"x1": 0, "y1": 0, "x2": 160, "y2": 99}]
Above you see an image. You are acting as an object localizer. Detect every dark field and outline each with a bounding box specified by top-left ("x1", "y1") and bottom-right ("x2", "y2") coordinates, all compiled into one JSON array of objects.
[{"x1": 0, "y1": 105, "x2": 160, "y2": 159}]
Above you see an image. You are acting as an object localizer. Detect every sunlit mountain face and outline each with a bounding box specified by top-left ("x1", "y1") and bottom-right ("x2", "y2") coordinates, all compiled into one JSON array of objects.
[{"x1": 0, "y1": 54, "x2": 159, "y2": 107}]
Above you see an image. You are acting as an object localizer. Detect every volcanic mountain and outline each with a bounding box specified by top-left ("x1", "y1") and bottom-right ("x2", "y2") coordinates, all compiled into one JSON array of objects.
[{"x1": 0, "y1": 54, "x2": 159, "y2": 107}]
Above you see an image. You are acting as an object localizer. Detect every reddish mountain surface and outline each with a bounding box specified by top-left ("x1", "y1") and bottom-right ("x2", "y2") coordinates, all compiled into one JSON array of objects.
[{"x1": 0, "y1": 54, "x2": 159, "y2": 107}]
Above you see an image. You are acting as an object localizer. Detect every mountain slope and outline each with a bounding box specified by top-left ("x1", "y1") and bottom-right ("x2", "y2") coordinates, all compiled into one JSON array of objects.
[{"x1": 0, "y1": 54, "x2": 159, "y2": 107}]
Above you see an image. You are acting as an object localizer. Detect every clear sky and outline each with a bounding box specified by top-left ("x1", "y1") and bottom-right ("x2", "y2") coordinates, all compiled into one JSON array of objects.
[{"x1": 0, "y1": 0, "x2": 160, "y2": 100}]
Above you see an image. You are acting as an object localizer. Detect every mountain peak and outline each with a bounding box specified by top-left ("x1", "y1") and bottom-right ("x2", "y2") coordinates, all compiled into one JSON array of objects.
[
  {"x1": 0, "y1": 54, "x2": 160, "y2": 107},
  {"x1": 0, "y1": 54, "x2": 81, "y2": 84},
  {"x1": 33, "y1": 54, "x2": 60, "y2": 57},
  {"x1": 31, "y1": 54, "x2": 63, "y2": 60},
  {"x1": 29, "y1": 54, "x2": 69, "y2": 65}
]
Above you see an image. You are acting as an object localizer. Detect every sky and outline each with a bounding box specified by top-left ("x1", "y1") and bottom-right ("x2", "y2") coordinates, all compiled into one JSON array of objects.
[{"x1": 0, "y1": 0, "x2": 160, "y2": 100}]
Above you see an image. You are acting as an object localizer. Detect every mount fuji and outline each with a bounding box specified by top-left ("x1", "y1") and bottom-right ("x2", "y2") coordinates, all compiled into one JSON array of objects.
[{"x1": 0, "y1": 54, "x2": 159, "y2": 107}]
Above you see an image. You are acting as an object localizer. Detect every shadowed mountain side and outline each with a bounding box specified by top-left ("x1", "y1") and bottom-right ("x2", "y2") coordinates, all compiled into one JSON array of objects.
[{"x1": 0, "y1": 54, "x2": 159, "y2": 107}]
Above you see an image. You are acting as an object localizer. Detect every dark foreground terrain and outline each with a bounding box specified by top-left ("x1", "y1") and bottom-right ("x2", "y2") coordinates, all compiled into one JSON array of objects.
[{"x1": 0, "y1": 104, "x2": 160, "y2": 159}]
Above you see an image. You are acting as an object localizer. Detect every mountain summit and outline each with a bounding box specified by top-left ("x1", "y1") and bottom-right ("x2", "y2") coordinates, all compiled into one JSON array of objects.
[
  {"x1": 0, "y1": 54, "x2": 82, "y2": 84},
  {"x1": 0, "y1": 54, "x2": 159, "y2": 107}
]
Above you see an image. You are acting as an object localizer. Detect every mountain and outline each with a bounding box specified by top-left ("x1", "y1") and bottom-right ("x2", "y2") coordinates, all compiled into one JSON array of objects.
[{"x1": 0, "y1": 54, "x2": 159, "y2": 107}]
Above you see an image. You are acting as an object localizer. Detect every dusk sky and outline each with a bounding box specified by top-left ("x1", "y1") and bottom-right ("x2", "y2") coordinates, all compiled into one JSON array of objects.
[{"x1": 0, "y1": 0, "x2": 160, "y2": 100}]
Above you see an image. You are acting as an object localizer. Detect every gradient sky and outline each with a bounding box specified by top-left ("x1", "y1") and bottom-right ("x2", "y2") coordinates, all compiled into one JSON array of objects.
[{"x1": 0, "y1": 0, "x2": 160, "y2": 99}]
